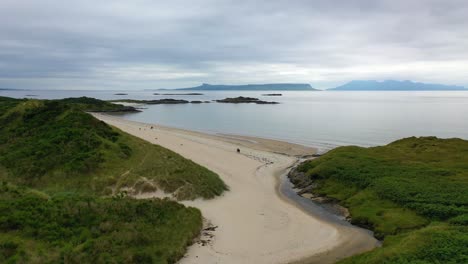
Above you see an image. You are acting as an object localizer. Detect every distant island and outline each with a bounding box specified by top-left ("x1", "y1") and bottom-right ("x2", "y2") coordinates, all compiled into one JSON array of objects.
[
  {"x1": 215, "y1": 96, "x2": 279, "y2": 104},
  {"x1": 0, "y1": 88, "x2": 20, "y2": 90},
  {"x1": 175, "y1": 83, "x2": 317, "y2": 91},
  {"x1": 154, "y1": 92, "x2": 203, "y2": 95},
  {"x1": 109, "y1": 98, "x2": 210, "y2": 104},
  {"x1": 329, "y1": 80, "x2": 467, "y2": 91}
]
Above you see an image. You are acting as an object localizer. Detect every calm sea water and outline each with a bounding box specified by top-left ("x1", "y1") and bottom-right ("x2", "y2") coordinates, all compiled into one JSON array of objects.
[{"x1": 2, "y1": 89, "x2": 468, "y2": 151}]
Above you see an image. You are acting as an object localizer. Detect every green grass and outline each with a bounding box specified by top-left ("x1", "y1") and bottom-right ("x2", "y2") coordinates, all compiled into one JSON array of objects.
[
  {"x1": 298, "y1": 137, "x2": 468, "y2": 263},
  {"x1": 0, "y1": 97, "x2": 227, "y2": 200},
  {"x1": 0, "y1": 96, "x2": 136, "y2": 113},
  {"x1": 59, "y1": 97, "x2": 140, "y2": 112},
  {"x1": 340, "y1": 223, "x2": 468, "y2": 264},
  {"x1": 0, "y1": 97, "x2": 25, "y2": 113},
  {"x1": 0, "y1": 96, "x2": 228, "y2": 263},
  {"x1": 0, "y1": 183, "x2": 202, "y2": 264}
]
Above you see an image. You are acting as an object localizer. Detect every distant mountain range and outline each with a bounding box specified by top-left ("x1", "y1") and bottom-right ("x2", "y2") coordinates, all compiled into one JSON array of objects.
[
  {"x1": 175, "y1": 83, "x2": 317, "y2": 91},
  {"x1": 329, "y1": 80, "x2": 466, "y2": 91}
]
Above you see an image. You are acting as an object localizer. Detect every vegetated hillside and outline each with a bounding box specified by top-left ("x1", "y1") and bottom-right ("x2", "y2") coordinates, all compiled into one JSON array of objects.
[
  {"x1": 296, "y1": 137, "x2": 468, "y2": 263},
  {"x1": 0, "y1": 183, "x2": 202, "y2": 263},
  {"x1": 0, "y1": 96, "x2": 227, "y2": 263},
  {"x1": 0, "y1": 97, "x2": 24, "y2": 113},
  {"x1": 59, "y1": 96, "x2": 141, "y2": 112},
  {"x1": 0, "y1": 97, "x2": 227, "y2": 199},
  {"x1": 0, "y1": 96, "x2": 139, "y2": 113}
]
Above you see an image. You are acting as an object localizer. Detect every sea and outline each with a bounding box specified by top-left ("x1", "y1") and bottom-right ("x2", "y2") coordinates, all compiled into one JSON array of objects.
[{"x1": 2, "y1": 89, "x2": 468, "y2": 152}]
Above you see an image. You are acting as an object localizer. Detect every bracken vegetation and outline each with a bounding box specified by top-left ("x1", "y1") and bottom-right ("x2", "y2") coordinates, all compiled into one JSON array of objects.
[
  {"x1": 0, "y1": 184, "x2": 201, "y2": 264},
  {"x1": 0, "y1": 96, "x2": 227, "y2": 263},
  {"x1": 0, "y1": 96, "x2": 227, "y2": 199},
  {"x1": 297, "y1": 137, "x2": 468, "y2": 263}
]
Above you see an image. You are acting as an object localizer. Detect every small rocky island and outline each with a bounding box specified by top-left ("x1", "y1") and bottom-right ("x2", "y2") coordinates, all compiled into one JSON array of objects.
[
  {"x1": 109, "y1": 99, "x2": 210, "y2": 104},
  {"x1": 215, "y1": 96, "x2": 279, "y2": 104},
  {"x1": 114, "y1": 93, "x2": 128, "y2": 95},
  {"x1": 154, "y1": 93, "x2": 203, "y2": 95},
  {"x1": 262, "y1": 93, "x2": 282, "y2": 96},
  {"x1": 110, "y1": 97, "x2": 278, "y2": 105}
]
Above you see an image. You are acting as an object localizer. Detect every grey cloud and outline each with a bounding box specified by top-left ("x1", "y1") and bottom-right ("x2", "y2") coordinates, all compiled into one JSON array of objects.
[{"x1": 0, "y1": 0, "x2": 467, "y2": 89}]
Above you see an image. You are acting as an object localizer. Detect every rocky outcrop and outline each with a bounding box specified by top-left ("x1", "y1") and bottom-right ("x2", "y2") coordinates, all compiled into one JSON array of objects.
[
  {"x1": 109, "y1": 98, "x2": 211, "y2": 105},
  {"x1": 215, "y1": 96, "x2": 279, "y2": 104},
  {"x1": 288, "y1": 162, "x2": 350, "y2": 220},
  {"x1": 154, "y1": 93, "x2": 204, "y2": 95}
]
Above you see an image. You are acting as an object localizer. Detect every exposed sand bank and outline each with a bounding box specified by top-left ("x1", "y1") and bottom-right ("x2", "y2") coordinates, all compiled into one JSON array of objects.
[{"x1": 93, "y1": 113, "x2": 379, "y2": 264}]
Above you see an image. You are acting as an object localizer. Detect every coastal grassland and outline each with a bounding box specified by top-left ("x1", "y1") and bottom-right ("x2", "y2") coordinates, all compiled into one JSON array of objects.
[
  {"x1": 0, "y1": 96, "x2": 227, "y2": 263},
  {"x1": 0, "y1": 97, "x2": 227, "y2": 199},
  {"x1": 0, "y1": 183, "x2": 202, "y2": 263},
  {"x1": 341, "y1": 223, "x2": 467, "y2": 264},
  {"x1": 297, "y1": 137, "x2": 468, "y2": 263},
  {"x1": 59, "y1": 97, "x2": 140, "y2": 112},
  {"x1": 0, "y1": 96, "x2": 135, "y2": 113},
  {"x1": 0, "y1": 97, "x2": 25, "y2": 113}
]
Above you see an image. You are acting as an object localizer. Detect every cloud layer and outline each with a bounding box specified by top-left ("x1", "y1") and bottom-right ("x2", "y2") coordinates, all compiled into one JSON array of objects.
[{"x1": 1, "y1": 0, "x2": 467, "y2": 89}]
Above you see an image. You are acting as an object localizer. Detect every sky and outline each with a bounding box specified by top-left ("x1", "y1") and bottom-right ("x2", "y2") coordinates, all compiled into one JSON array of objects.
[{"x1": 1, "y1": 0, "x2": 467, "y2": 90}]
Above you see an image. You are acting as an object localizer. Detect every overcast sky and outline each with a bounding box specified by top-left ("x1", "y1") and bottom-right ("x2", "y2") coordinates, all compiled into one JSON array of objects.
[{"x1": 1, "y1": 0, "x2": 467, "y2": 90}]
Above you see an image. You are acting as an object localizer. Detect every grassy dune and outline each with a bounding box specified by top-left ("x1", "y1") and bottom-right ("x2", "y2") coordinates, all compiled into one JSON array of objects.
[
  {"x1": 0, "y1": 96, "x2": 227, "y2": 263},
  {"x1": 298, "y1": 137, "x2": 468, "y2": 263},
  {"x1": 0, "y1": 97, "x2": 227, "y2": 199}
]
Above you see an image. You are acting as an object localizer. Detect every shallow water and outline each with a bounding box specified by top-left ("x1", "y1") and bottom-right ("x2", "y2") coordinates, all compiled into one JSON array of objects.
[{"x1": 3, "y1": 89, "x2": 468, "y2": 151}]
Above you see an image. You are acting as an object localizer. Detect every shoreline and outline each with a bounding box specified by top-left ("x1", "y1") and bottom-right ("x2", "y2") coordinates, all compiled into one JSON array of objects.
[
  {"x1": 93, "y1": 113, "x2": 379, "y2": 264},
  {"x1": 278, "y1": 164, "x2": 381, "y2": 264}
]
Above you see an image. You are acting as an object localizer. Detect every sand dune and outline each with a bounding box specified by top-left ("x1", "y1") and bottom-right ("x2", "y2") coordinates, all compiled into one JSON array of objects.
[{"x1": 94, "y1": 114, "x2": 378, "y2": 264}]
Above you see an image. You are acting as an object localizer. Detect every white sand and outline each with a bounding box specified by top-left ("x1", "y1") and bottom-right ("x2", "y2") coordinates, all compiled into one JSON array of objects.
[{"x1": 93, "y1": 114, "x2": 378, "y2": 264}]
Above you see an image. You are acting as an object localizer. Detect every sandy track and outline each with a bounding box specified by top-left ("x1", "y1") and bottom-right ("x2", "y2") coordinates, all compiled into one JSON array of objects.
[{"x1": 94, "y1": 114, "x2": 378, "y2": 264}]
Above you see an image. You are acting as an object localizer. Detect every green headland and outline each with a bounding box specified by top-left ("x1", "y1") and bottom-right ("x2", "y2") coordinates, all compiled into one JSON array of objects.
[
  {"x1": 294, "y1": 137, "x2": 468, "y2": 263},
  {"x1": 0, "y1": 96, "x2": 227, "y2": 263}
]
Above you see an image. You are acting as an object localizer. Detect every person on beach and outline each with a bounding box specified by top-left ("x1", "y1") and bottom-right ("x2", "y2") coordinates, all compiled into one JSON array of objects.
[{"x1": 237, "y1": 148, "x2": 240, "y2": 153}]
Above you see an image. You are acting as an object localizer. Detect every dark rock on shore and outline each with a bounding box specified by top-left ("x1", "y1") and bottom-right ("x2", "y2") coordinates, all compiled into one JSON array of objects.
[
  {"x1": 288, "y1": 165, "x2": 314, "y2": 189},
  {"x1": 215, "y1": 96, "x2": 279, "y2": 104},
  {"x1": 288, "y1": 162, "x2": 351, "y2": 220}
]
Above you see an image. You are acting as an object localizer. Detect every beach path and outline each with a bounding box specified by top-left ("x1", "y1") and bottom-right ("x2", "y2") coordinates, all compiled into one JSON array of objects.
[{"x1": 94, "y1": 114, "x2": 378, "y2": 264}]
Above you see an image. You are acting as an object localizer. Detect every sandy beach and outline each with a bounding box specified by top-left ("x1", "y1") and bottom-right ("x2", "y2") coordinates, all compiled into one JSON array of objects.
[{"x1": 93, "y1": 113, "x2": 379, "y2": 264}]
